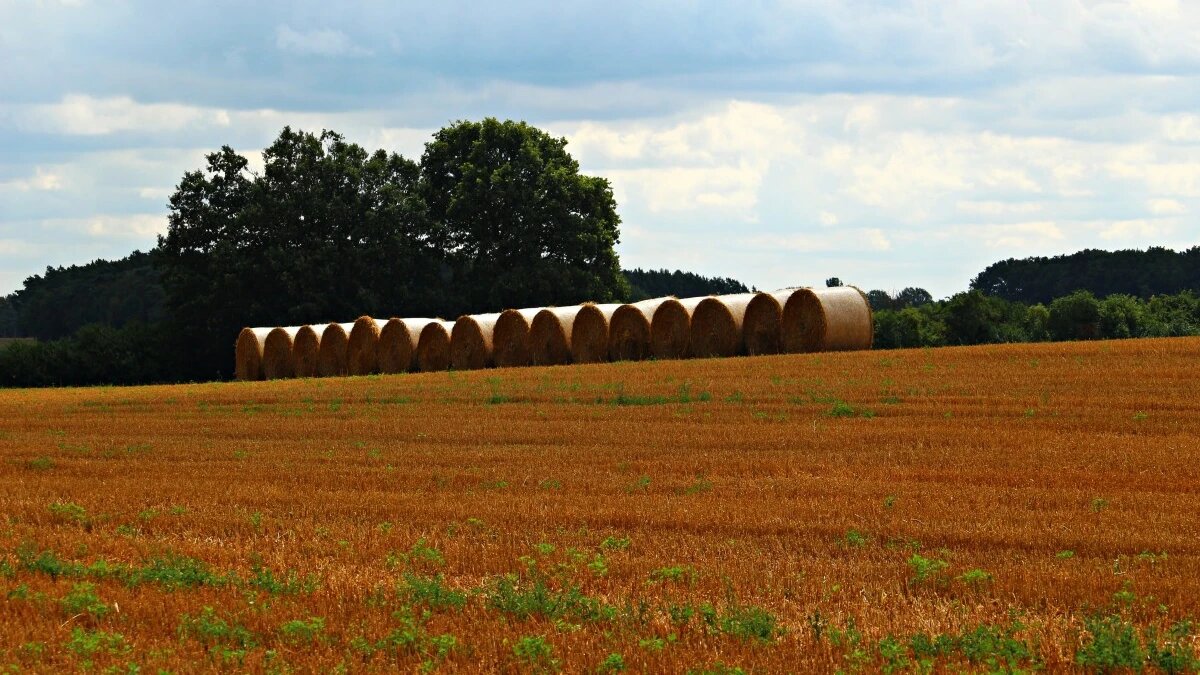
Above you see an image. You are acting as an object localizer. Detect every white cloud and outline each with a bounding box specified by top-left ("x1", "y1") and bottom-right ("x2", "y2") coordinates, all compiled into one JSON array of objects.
[
  {"x1": 276, "y1": 25, "x2": 368, "y2": 57},
  {"x1": 1147, "y1": 198, "x2": 1186, "y2": 215},
  {"x1": 41, "y1": 214, "x2": 168, "y2": 239},
  {"x1": 1, "y1": 167, "x2": 62, "y2": 192},
  {"x1": 15, "y1": 95, "x2": 232, "y2": 136},
  {"x1": 1099, "y1": 218, "x2": 1177, "y2": 240}
]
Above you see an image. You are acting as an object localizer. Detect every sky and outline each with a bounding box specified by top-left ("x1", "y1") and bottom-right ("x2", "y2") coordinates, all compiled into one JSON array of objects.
[{"x1": 1, "y1": 0, "x2": 1198, "y2": 299}]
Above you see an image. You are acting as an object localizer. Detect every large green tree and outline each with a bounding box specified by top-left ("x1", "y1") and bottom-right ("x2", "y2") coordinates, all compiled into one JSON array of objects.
[
  {"x1": 159, "y1": 128, "x2": 437, "y2": 379},
  {"x1": 419, "y1": 118, "x2": 627, "y2": 312}
]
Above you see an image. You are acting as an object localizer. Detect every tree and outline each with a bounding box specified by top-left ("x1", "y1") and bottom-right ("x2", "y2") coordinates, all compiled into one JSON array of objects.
[
  {"x1": 623, "y1": 268, "x2": 748, "y2": 302},
  {"x1": 1098, "y1": 294, "x2": 1145, "y2": 339},
  {"x1": 0, "y1": 297, "x2": 17, "y2": 337},
  {"x1": 159, "y1": 128, "x2": 436, "y2": 380},
  {"x1": 943, "y1": 291, "x2": 1005, "y2": 345},
  {"x1": 825, "y1": 277, "x2": 843, "y2": 288},
  {"x1": 896, "y1": 287, "x2": 933, "y2": 308},
  {"x1": 1047, "y1": 290, "x2": 1101, "y2": 340},
  {"x1": 419, "y1": 118, "x2": 627, "y2": 313}
]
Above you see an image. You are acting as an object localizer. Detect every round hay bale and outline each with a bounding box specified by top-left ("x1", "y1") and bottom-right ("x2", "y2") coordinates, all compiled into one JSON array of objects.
[
  {"x1": 743, "y1": 289, "x2": 802, "y2": 356},
  {"x1": 316, "y1": 322, "x2": 356, "y2": 378},
  {"x1": 234, "y1": 327, "x2": 273, "y2": 381},
  {"x1": 347, "y1": 316, "x2": 382, "y2": 376},
  {"x1": 262, "y1": 326, "x2": 304, "y2": 380},
  {"x1": 292, "y1": 326, "x2": 321, "y2": 378},
  {"x1": 415, "y1": 320, "x2": 454, "y2": 372},
  {"x1": 689, "y1": 293, "x2": 758, "y2": 359},
  {"x1": 608, "y1": 298, "x2": 671, "y2": 362},
  {"x1": 649, "y1": 296, "x2": 708, "y2": 360},
  {"x1": 571, "y1": 303, "x2": 622, "y2": 364},
  {"x1": 782, "y1": 286, "x2": 874, "y2": 353},
  {"x1": 451, "y1": 313, "x2": 502, "y2": 371},
  {"x1": 492, "y1": 308, "x2": 543, "y2": 368},
  {"x1": 378, "y1": 318, "x2": 436, "y2": 374},
  {"x1": 529, "y1": 306, "x2": 580, "y2": 366}
]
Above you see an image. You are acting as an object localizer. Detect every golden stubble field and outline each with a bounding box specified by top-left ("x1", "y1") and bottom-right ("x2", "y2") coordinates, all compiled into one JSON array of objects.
[{"x1": 1, "y1": 337, "x2": 1199, "y2": 672}]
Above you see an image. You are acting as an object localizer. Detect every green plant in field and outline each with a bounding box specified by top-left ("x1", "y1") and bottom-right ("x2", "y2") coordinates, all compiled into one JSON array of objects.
[
  {"x1": 1091, "y1": 497, "x2": 1110, "y2": 513},
  {"x1": 701, "y1": 603, "x2": 781, "y2": 643},
  {"x1": 597, "y1": 652, "x2": 626, "y2": 672},
  {"x1": 599, "y1": 536, "x2": 631, "y2": 552},
  {"x1": 624, "y1": 475, "x2": 651, "y2": 494},
  {"x1": 25, "y1": 456, "x2": 54, "y2": 471},
  {"x1": 130, "y1": 552, "x2": 225, "y2": 590},
  {"x1": 178, "y1": 606, "x2": 257, "y2": 651},
  {"x1": 64, "y1": 627, "x2": 128, "y2": 659},
  {"x1": 827, "y1": 401, "x2": 875, "y2": 418},
  {"x1": 957, "y1": 568, "x2": 994, "y2": 590},
  {"x1": 513, "y1": 635, "x2": 559, "y2": 672},
  {"x1": 246, "y1": 561, "x2": 318, "y2": 595},
  {"x1": 486, "y1": 572, "x2": 615, "y2": 623},
  {"x1": 1076, "y1": 614, "x2": 1146, "y2": 670},
  {"x1": 907, "y1": 553, "x2": 950, "y2": 588},
  {"x1": 400, "y1": 573, "x2": 466, "y2": 611},
  {"x1": 843, "y1": 529, "x2": 869, "y2": 548},
  {"x1": 59, "y1": 582, "x2": 110, "y2": 619},
  {"x1": 278, "y1": 617, "x2": 325, "y2": 646},
  {"x1": 48, "y1": 501, "x2": 90, "y2": 528},
  {"x1": 681, "y1": 475, "x2": 713, "y2": 495},
  {"x1": 648, "y1": 565, "x2": 697, "y2": 585},
  {"x1": 1057, "y1": 550, "x2": 1075, "y2": 559},
  {"x1": 883, "y1": 494, "x2": 897, "y2": 510},
  {"x1": 539, "y1": 478, "x2": 563, "y2": 490},
  {"x1": 687, "y1": 663, "x2": 746, "y2": 675}
]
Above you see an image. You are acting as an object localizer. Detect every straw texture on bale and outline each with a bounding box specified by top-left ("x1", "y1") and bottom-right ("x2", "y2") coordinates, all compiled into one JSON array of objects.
[
  {"x1": 316, "y1": 322, "x2": 356, "y2": 378},
  {"x1": 571, "y1": 303, "x2": 622, "y2": 364},
  {"x1": 491, "y1": 308, "x2": 543, "y2": 368},
  {"x1": 415, "y1": 320, "x2": 455, "y2": 372},
  {"x1": 649, "y1": 296, "x2": 708, "y2": 360},
  {"x1": 451, "y1": 313, "x2": 502, "y2": 371},
  {"x1": 689, "y1": 293, "x2": 758, "y2": 359},
  {"x1": 347, "y1": 316, "x2": 382, "y2": 376},
  {"x1": 529, "y1": 306, "x2": 581, "y2": 366},
  {"x1": 234, "y1": 327, "x2": 273, "y2": 381},
  {"x1": 742, "y1": 289, "x2": 802, "y2": 356},
  {"x1": 782, "y1": 286, "x2": 874, "y2": 353},
  {"x1": 292, "y1": 326, "x2": 321, "y2": 378},
  {"x1": 262, "y1": 326, "x2": 304, "y2": 380},
  {"x1": 608, "y1": 298, "x2": 671, "y2": 362},
  {"x1": 378, "y1": 318, "x2": 436, "y2": 374}
]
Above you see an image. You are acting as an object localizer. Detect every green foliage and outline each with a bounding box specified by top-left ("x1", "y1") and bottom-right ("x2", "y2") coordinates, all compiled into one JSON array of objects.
[
  {"x1": 1076, "y1": 614, "x2": 1147, "y2": 670},
  {"x1": 623, "y1": 268, "x2": 748, "y2": 302},
  {"x1": 1049, "y1": 290, "x2": 1102, "y2": 340},
  {"x1": 400, "y1": 573, "x2": 467, "y2": 611},
  {"x1": 178, "y1": 606, "x2": 257, "y2": 650},
  {"x1": 972, "y1": 246, "x2": 1200, "y2": 304},
  {"x1": 64, "y1": 627, "x2": 128, "y2": 659},
  {"x1": 48, "y1": 501, "x2": 90, "y2": 527},
  {"x1": 512, "y1": 634, "x2": 560, "y2": 672},
  {"x1": 648, "y1": 565, "x2": 697, "y2": 585},
  {"x1": 278, "y1": 617, "x2": 325, "y2": 646},
  {"x1": 687, "y1": 663, "x2": 746, "y2": 675},
  {"x1": 59, "y1": 582, "x2": 110, "y2": 619},
  {"x1": 907, "y1": 553, "x2": 951, "y2": 588},
  {"x1": 597, "y1": 652, "x2": 627, "y2": 672},
  {"x1": 130, "y1": 553, "x2": 225, "y2": 590},
  {"x1": 485, "y1": 573, "x2": 615, "y2": 623}
]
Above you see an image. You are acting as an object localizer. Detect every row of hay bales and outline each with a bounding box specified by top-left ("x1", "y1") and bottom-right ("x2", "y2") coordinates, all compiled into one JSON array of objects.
[{"x1": 234, "y1": 286, "x2": 873, "y2": 381}]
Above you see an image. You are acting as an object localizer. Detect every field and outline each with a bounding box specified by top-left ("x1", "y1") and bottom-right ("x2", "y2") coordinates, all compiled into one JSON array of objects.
[{"x1": 1, "y1": 337, "x2": 1199, "y2": 672}]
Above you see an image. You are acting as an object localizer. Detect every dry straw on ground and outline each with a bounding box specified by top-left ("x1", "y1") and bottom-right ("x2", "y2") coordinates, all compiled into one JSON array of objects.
[
  {"x1": 608, "y1": 298, "x2": 671, "y2": 362},
  {"x1": 450, "y1": 313, "x2": 503, "y2": 371},
  {"x1": 650, "y1": 296, "x2": 709, "y2": 360},
  {"x1": 492, "y1": 308, "x2": 543, "y2": 368},
  {"x1": 316, "y1": 322, "x2": 356, "y2": 377},
  {"x1": 529, "y1": 306, "x2": 581, "y2": 366},
  {"x1": 782, "y1": 286, "x2": 874, "y2": 353},
  {"x1": 743, "y1": 289, "x2": 802, "y2": 356},
  {"x1": 571, "y1": 303, "x2": 622, "y2": 364},
  {"x1": 415, "y1": 320, "x2": 455, "y2": 372},
  {"x1": 234, "y1": 327, "x2": 273, "y2": 381},
  {"x1": 292, "y1": 326, "x2": 321, "y2": 378},
  {"x1": 347, "y1": 316, "x2": 382, "y2": 376},
  {"x1": 690, "y1": 293, "x2": 758, "y2": 359},
  {"x1": 378, "y1": 318, "x2": 436, "y2": 374},
  {"x1": 262, "y1": 326, "x2": 304, "y2": 380}
]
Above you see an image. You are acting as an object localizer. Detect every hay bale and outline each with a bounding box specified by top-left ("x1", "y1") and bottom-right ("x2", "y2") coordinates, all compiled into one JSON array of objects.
[
  {"x1": 608, "y1": 298, "x2": 672, "y2": 362},
  {"x1": 529, "y1": 306, "x2": 580, "y2": 366},
  {"x1": 492, "y1": 308, "x2": 543, "y2": 368},
  {"x1": 346, "y1": 316, "x2": 383, "y2": 376},
  {"x1": 316, "y1": 322, "x2": 356, "y2": 377},
  {"x1": 649, "y1": 296, "x2": 708, "y2": 360},
  {"x1": 451, "y1": 313, "x2": 502, "y2": 371},
  {"x1": 262, "y1": 326, "x2": 304, "y2": 380},
  {"x1": 782, "y1": 286, "x2": 874, "y2": 353},
  {"x1": 234, "y1": 327, "x2": 273, "y2": 381},
  {"x1": 689, "y1": 293, "x2": 758, "y2": 359},
  {"x1": 415, "y1": 320, "x2": 455, "y2": 372},
  {"x1": 743, "y1": 289, "x2": 803, "y2": 356},
  {"x1": 378, "y1": 318, "x2": 436, "y2": 374},
  {"x1": 292, "y1": 326, "x2": 321, "y2": 378},
  {"x1": 571, "y1": 303, "x2": 622, "y2": 364}
]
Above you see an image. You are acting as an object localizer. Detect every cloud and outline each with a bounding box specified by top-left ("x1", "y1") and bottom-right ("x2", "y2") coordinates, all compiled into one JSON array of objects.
[
  {"x1": 15, "y1": 95, "x2": 231, "y2": 136},
  {"x1": 1099, "y1": 218, "x2": 1177, "y2": 240},
  {"x1": 42, "y1": 214, "x2": 168, "y2": 239},
  {"x1": 1, "y1": 167, "x2": 62, "y2": 192},
  {"x1": 276, "y1": 25, "x2": 368, "y2": 57}
]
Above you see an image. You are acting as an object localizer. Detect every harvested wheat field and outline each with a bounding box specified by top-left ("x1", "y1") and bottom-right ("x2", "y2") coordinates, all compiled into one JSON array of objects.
[{"x1": 1, "y1": 337, "x2": 1199, "y2": 672}]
